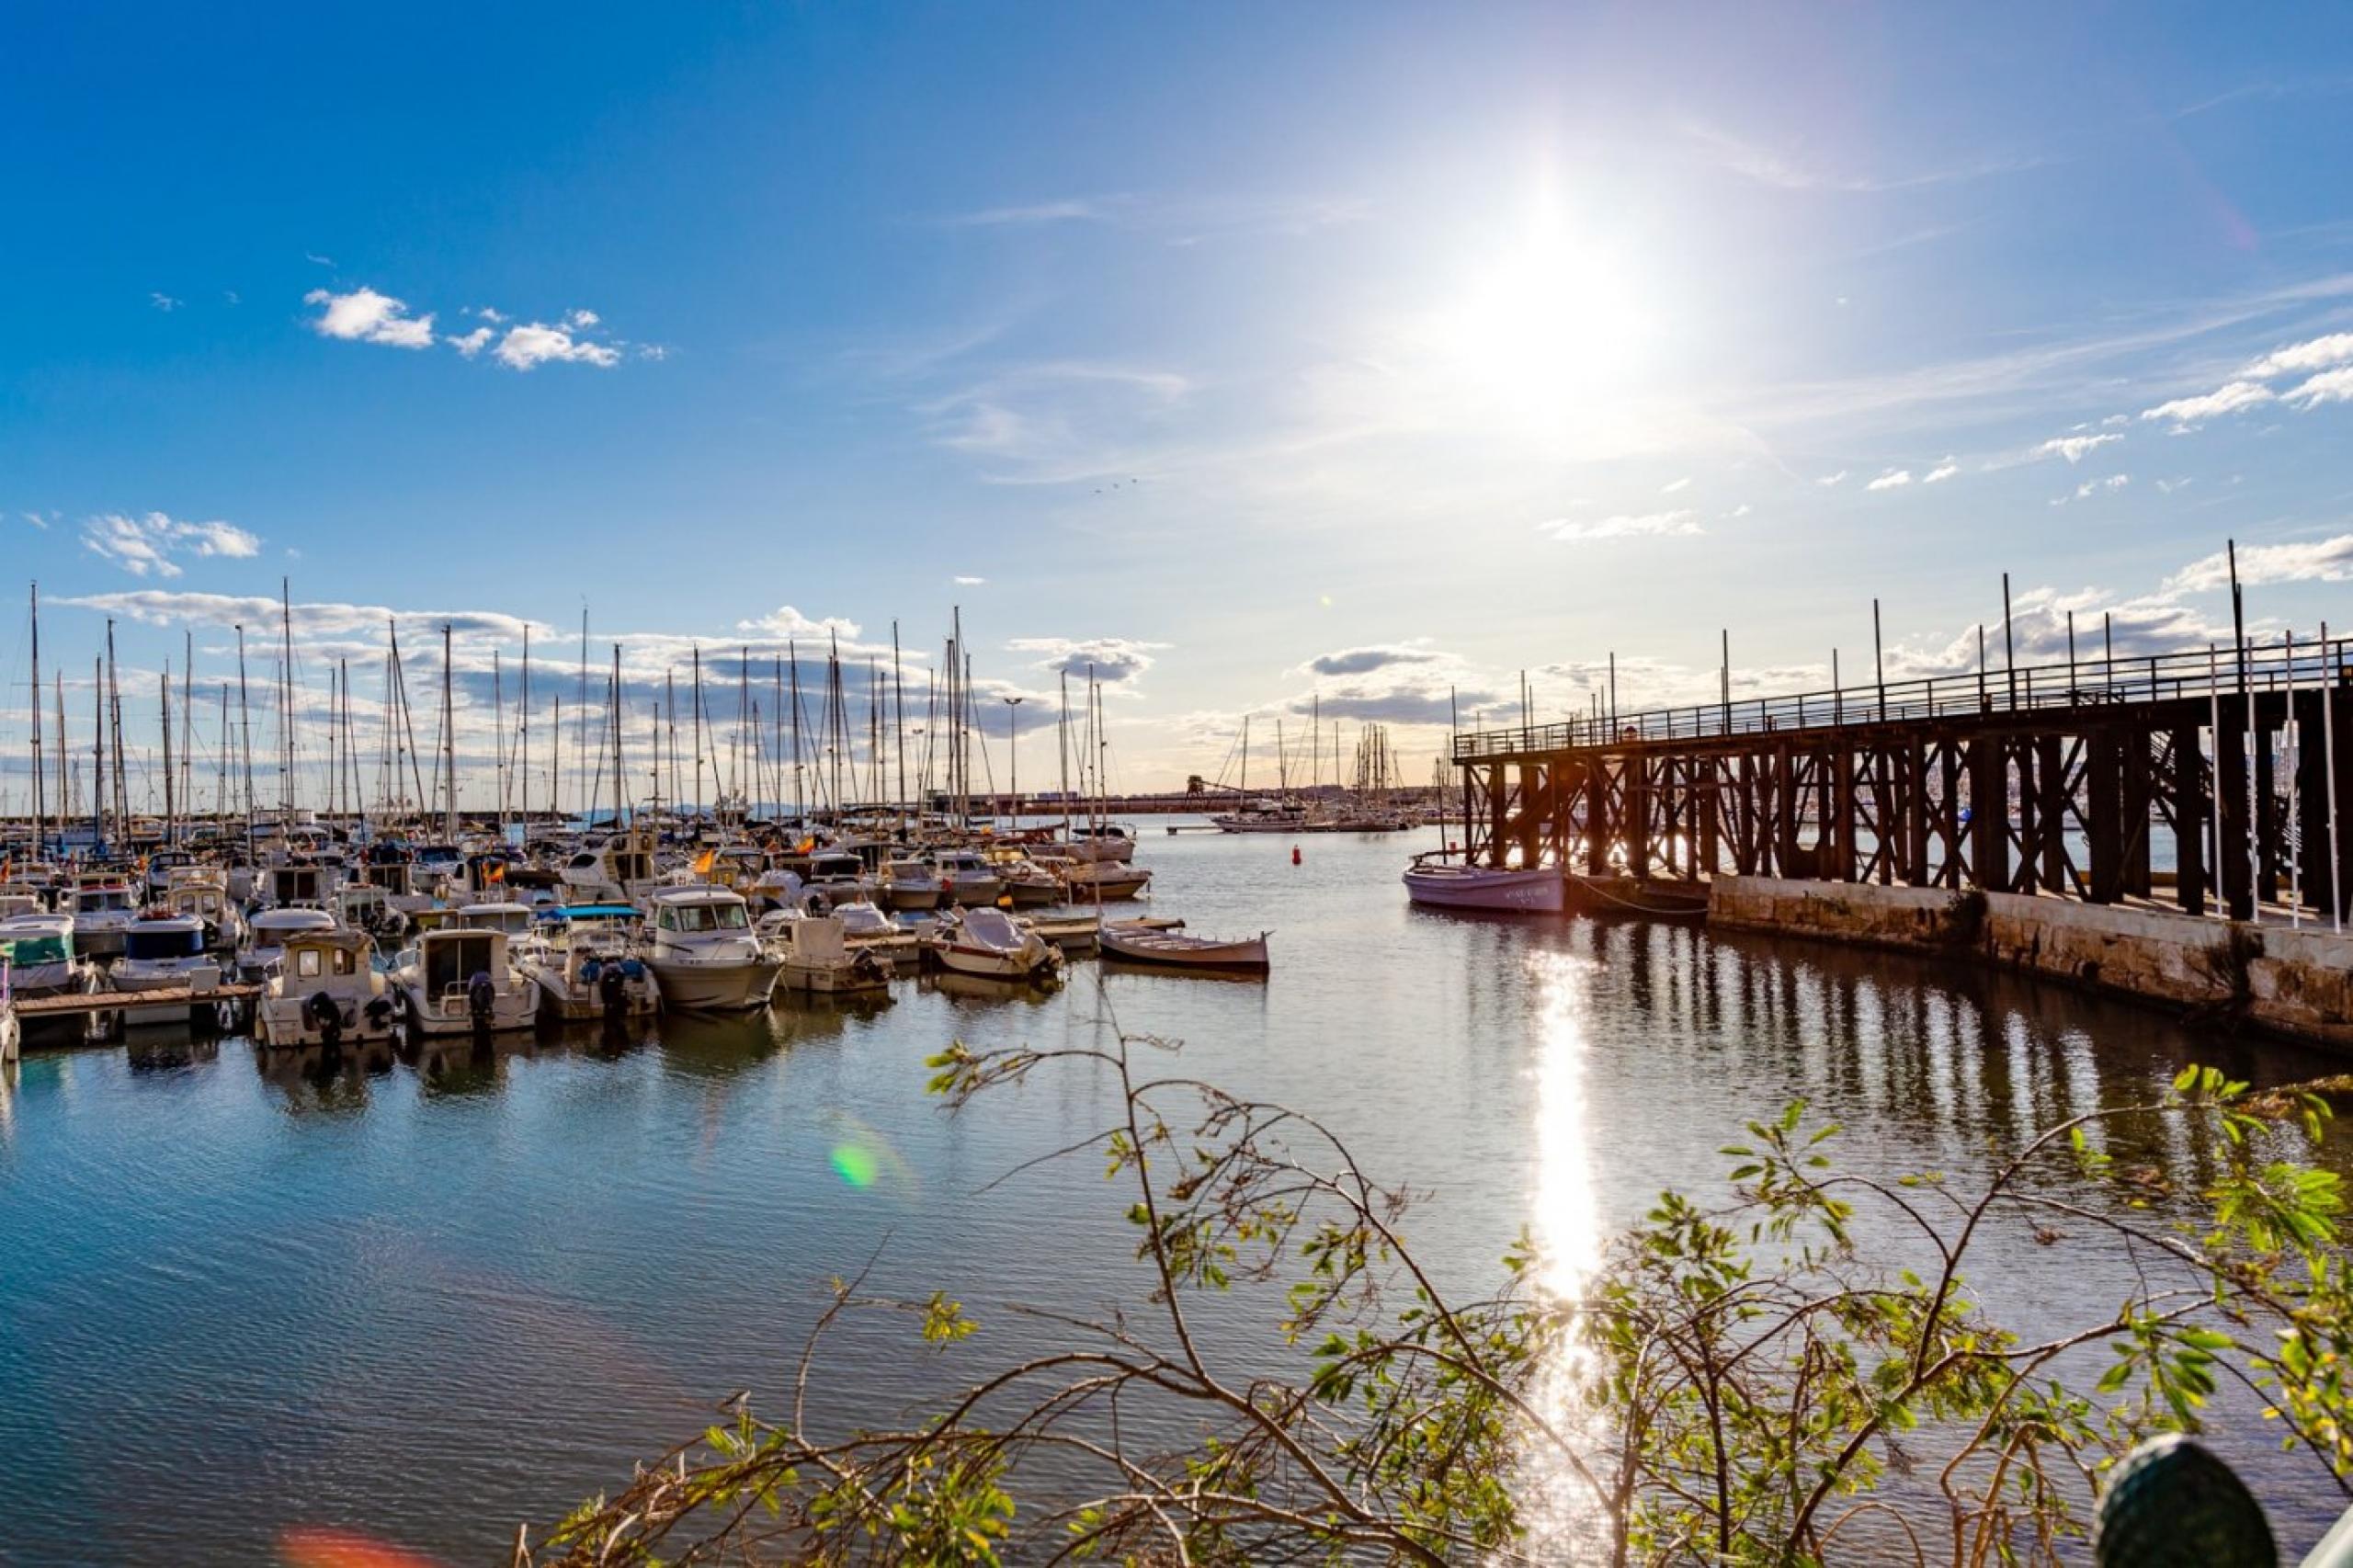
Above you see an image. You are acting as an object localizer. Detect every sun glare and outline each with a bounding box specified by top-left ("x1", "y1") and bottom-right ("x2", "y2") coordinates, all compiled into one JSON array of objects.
[{"x1": 1437, "y1": 214, "x2": 1653, "y2": 430}]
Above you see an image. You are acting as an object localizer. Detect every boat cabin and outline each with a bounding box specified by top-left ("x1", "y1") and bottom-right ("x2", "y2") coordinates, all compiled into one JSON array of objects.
[
  {"x1": 654, "y1": 893, "x2": 751, "y2": 934},
  {"x1": 449, "y1": 902, "x2": 535, "y2": 937},
  {"x1": 267, "y1": 864, "x2": 330, "y2": 908},
  {"x1": 282, "y1": 929, "x2": 369, "y2": 984}
]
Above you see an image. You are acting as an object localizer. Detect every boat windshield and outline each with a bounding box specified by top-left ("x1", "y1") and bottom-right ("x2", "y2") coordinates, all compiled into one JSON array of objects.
[
  {"x1": 425, "y1": 934, "x2": 497, "y2": 995},
  {"x1": 125, "y1": 927, "x2": 203, "y2": 961},
  {"x1": 666, "y1": 901, "x2": 748, "y2": 933},
  {"x1": 79, "y1": 889, "x2": 131, "y2": 913}
]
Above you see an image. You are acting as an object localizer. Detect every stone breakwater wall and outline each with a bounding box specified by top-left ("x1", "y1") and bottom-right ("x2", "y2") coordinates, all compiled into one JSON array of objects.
[{"x1": 1710, "y1": 875, "x2": 2353, "y2": 1051}]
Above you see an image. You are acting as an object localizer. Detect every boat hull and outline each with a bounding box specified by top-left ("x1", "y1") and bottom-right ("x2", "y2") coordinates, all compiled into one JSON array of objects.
[
  {"x1": 1099, "y1": 932, "x2": 1269, "y2": 971},
  {"x1": 397, "y1": 980, "x2": 539, "y2": 1035},
  {"x1": 647, "y1": 955, "x2": 781, "y2": 1011},
  {"x1": 1402, "y1": 865, "x2": 1563, "y2": 913}
]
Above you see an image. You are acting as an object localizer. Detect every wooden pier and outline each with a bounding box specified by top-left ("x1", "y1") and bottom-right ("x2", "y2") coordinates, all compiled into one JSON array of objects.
[
  {"x1": 15, "y1": 983, "x2": 262, "y2": 1041},
  {"x1": 1452, "y1": 633, "x2": 2352, "y2": 925}
]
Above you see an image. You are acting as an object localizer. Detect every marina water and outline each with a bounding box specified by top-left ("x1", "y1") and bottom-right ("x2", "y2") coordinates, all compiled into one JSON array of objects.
[{"x1": 3, "y1": 824, "x2": 2347, "y2": 1563}]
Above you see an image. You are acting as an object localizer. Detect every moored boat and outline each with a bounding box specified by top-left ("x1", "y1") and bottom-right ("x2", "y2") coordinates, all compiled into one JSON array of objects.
[
  {"x1": 1401, "y1": 853, "x2": 1563, "y2": 913},
  {"x1": 391, "y1": 925, "x2": 538, "y2": 1035},
  {"x1": 256, "y1": 927, "x2": 395, "y2": 1049},
  {"x1": 768, "y1": 914, "x2": 892, "y2": 996},
  {"x1": 645, "y1": 887, "x2": 780, "y2": 1011},
  {"x1": 922, "y1": 906, "x2": 1063, "y2": 982},
  {"x1": 1099, "y1": 925, "x2": 1271, "y2": 972},
  {"x1": 108, "y1": 913, "x2": 227, "y2": 1028}
]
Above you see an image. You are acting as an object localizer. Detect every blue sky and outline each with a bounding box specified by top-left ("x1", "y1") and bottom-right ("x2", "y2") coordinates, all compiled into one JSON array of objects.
[{"x1": 6, "y1": 2, "x2": 2353, "y2": 805}]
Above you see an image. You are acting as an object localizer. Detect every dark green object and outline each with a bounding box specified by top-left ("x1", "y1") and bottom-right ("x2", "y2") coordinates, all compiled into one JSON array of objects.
[{"x1": 2096, "y1": 1435, "x2": 2276, "y2": 1567}]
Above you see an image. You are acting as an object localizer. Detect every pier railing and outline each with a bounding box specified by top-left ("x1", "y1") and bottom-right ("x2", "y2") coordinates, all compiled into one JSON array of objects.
[{"x1": 1453, "y1": 631, "x2": 2349, "y2": 761}]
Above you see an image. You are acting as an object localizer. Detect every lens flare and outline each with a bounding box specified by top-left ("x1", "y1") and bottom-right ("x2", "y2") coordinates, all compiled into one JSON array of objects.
[{"x1": 829, "y1": 1142, "x2": 880, "y2": 1188}]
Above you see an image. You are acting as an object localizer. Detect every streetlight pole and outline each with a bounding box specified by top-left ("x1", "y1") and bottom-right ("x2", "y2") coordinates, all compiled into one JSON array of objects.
[{"x1": 1003, "y1": 696, "x2": 1025, "y2": 827}]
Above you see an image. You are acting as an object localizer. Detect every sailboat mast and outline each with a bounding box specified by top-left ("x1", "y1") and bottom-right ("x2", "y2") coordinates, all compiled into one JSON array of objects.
[
  {"x1": 691, "y1": 644, "x2": 705, "y2": 827},
  {"x1": 180, "y1": 631, "x2": 194, "y2": 841},
  {"x1": 493, "y1": 650, "x2": 506, "y2": 837},
  {"x1": 788, "y1": 640, "x2": 803, "y2": 819},
  {"x1": 278, "y1": 577, "x2": 294, "y2": 830},
  {"x1": 28, "y1": 582, "x2": 42, "y2": 856},
  {"x1": 160, "y1": 664, "x2": 174, "y2": 846},
  {"x1": 611, "y1": 643, "x2": 626, "y2": 829},
  {"x1": 1058, "y1": 669, "x2": 1072, "y2": 842},
  {"x1": 518, "y1": 628, "x2": 530, "y2": 837},
  {"x1": 92, "y1": 656, "x2": 106, "y2": 852},
  {"x1": 440, "y1": 623, "x2": 457, "y2": 841},
  {"x1": 575, "y1": 604, "x2": 588, "y2": 828},
  {"x1": 892, "y1": 620, "x2": 907, "y2": 824}
]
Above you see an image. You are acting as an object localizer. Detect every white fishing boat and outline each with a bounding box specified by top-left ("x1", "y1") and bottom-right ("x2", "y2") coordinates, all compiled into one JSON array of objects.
[
  {"x1": 1058, "y1": 824, "x2": 1137, "y2": 863},
  {"x1": 988, "y1": 852, "x2": 1063, "y2": 908},
  {"x1": 333, "y1": 881, "x2": 407, "y2": 942},
  {"x1": 929, "y1": 847, "x2": 1006, "y2": 907},
  {"x1": 877, "y1": 858, "x2": 945, "y2": 913},
  {"x1": 817, "y1": 899, "x2": 921, "y2": 968},
  {"x1": 391, "y1": 925, "x2": 538, "y2": 1035},
  {"x1": 67, "y1": 876, "x2": 138, "y2": 959},
  {"x1": 558, "y1": 827, "x2": 664, "y2": 909},
  {"x1": 1401, "y1": 853, "x2": 1563, "y2": 913},
  {"x1": 259, "y1": 862, "x2": 336, "y2": 910},
  {"x1": 1099, "y1": 924, "x2": 1271, "y2": 972},
  {"x1": 235, "y1": 907, "x2": 339, "y2": 983},
  {"x1": 645, "y1": 886, "x2": 780, "y2": 1011},
  {"x1": 108, "y1": 914, "x2": 226, "y2": 1028},
  {"x1": 1059, "y1": 858, "x2": 1153, "y2": 901},
  {"x1": 256, "y1": 928, "x2": 395, "y2": 1049},
  {"x1": 517, "y1": 903, "x2": 660, "y2": 1022},
  {"x1": 768, "y1": 914, "x2": 892, "y2": 996},
  {"x1": 922, "y1": 906, "x2": 1063, "y2": 982},
  {"x1": 165, "y1": 875, "x2": 244, "y2": 953},
  {"x1": 0, "y1": 912, "x2": 89, "y2": 996}
]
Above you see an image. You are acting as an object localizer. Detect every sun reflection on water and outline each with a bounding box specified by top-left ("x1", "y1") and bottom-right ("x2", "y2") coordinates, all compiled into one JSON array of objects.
[{"x1": 1515, "y1": 945, "x2": 1609, "y2": 1557}]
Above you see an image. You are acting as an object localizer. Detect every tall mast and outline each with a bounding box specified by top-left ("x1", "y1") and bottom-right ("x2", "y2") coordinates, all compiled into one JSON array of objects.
[
  {"x1": 611, "y1": 643, "x2": 626, "y2": 829},
  {"x1": 1058, "y1": 669, "x2": 1072, "y2": 842},
  {"x1": 665, "y1": 667, "x2": 678, "y2": 820},
  {"x1": 28, "y1": 582, "x2": 42, "y2": 856},
  {"x1": 107, "y1": 620, "x2": 127, "y2": 836},
  {"x1": 691, "y1": 644, "x2": 705, "y2": 825},
  {"x1": 575, "y1": 603, "x2": 589, "y2": 827},
  {"x1": 788, "y1": 640, "x2": 804, "y2": 818},
  {"x1": 54, "y1": 674, "x2": 67, "y2": 848},
  {"x1": 92, "y1": 656, "x2": 106, "y2": 852},
  {"x1": 892, "y1": 621, "x2": 907, "y2": 825},
  {"x1": 440, "y1": 623, "x2": 458, "y2": 840},
  {"x1": 278, "y1": 577, "x2": 295, "y2": 829},
  {"x1": 518, "y1": 627, "x2": 530, "y2": 836},
  {"x1": 493, "y1": 649, "x2": 506, "y2": 837},
  {"x1": 179, "y1": 631, "x2": 194, "y2": 841},
  {"x1": 160, "y1": 663, "x2": 175, "y2": 845}
]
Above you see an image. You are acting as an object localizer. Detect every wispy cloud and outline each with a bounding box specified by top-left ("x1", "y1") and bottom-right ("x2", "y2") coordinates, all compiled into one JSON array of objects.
[
  {"x1": 2139, "y1": 380, "x2": 2275, "y2": 427},
  {"x1": 1659, "y1": 475, "x2": 1691, "y2": 494},
  {"x1": 953, "y1": 574, "x2": 987, "y2": 586},
  {"x1": 1681, "y1": 120, "x2": 2047, "y2": 194},
  {"x1": 2241, "y1": 331, "x2": 2353, "y2": 378},
  {"x1": 80, "y1": 512, "x2": 263, "y2": 578},
  {"x1": 1537, "y1": 509, "x2": 1701, "y2": 541},
  {"x1": 1814, "y1": 471, "x2": 1848, "y2": 487},
  {"x1": 149, "y1": 291, "x2": 182, "y2": 312},
  {"x1": 1866, "y1": 468, "x2": 1913, "y2": 491},
  {"x1": 2285, "y1": 367, "x2": 2353, "y2": 408},
  {"x1": 2037, "y1": 432, "x2": 2122, "y2": 462},
  {"x1": 944, "y1": 198, "x2": 1113, "y2": 227},
  {"x1": 1923, "y1": 459, "x2": 1960, "y2": 483},
  {"x1": 936, "y1": 191, "x2": 1370, "y2": 244}
]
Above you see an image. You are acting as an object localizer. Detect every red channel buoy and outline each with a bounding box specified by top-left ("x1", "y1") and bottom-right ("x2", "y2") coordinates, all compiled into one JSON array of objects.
[{"x1": 1290, "y1": 845, "x2": 1302, "y2": 866}]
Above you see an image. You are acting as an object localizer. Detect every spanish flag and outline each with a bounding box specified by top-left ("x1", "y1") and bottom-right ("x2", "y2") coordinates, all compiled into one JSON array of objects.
[
  {"x1": 693, "y1": 847, "x2": 716, "y2": 876},
  {"x1": 484, "y1": 861, "x2": 505, "y2": 883}
]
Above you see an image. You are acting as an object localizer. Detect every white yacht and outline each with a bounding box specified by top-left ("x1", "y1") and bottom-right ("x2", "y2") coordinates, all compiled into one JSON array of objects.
[
  {"x1": 558, "y1": 828, "x2": 664, "y2": 908},
  {"x1": 235, "y1": 907, "x2": 340, "y2": 983},
  {"x1": 67, "y1": 876, "x2": 138, "y2": 959},
  {"x1": 877, "y1": 858, "x2": 944, "y2": 913},
  {"x1": 256, "y1": 927, "x2": 394, "y2": 1048},
  {"x1": 0, "y1": 913, "x2": 89, "y2": 997},
  {"x1": 928, "y1": 848, "x2": 1006, "y2": 907},
  {"x1": 391, "y1": 925, "x2": 537, "y2": 1035},
  {"x1": 517, "y1": 903, "x2": 659, "y2": 1022},
  {"x1": 645, "y1": 887, "x2": 780, "y2": 1011},
  {"x1": 109, "y1": 914, "x2": 226, "y2": 1028}
]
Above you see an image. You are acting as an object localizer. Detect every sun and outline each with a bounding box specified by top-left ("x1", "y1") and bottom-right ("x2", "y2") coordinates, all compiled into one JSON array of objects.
[{"x1": 1435, "y1": 213, "x2": 1653, "y2": 430}]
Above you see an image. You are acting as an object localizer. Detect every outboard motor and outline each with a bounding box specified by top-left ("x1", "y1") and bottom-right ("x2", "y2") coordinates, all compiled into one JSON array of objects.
[
  {"x1": 303, "y1": 990, "x2": 344, "y2": 1048},
  {"x1": 467, "y1": 970, "x2": 497, "y2": 1029},
  {"x1": 597, "y1": 960, "x2": 630, "y2": 1017}
]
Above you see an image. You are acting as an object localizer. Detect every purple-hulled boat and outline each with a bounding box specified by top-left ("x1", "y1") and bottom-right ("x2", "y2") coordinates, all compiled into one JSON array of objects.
[{"x1": 1401, "y1": 852, "x2": 1563, "y2": 913}]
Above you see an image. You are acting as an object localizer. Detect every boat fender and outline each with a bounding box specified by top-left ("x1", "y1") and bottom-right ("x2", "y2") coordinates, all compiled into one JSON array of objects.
[
  {"x1": 467, "y1": 971, "x2": 497, "y2": 1022},
  {"x1": 1291, "y1": 845, "x2": 1302, "y2": 866}
]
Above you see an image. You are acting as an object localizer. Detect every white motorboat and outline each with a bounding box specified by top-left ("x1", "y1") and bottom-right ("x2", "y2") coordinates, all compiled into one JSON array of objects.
[
  {"x1": 1212, "y1": 799, "x2": 1308, "y2": 834},
  {"x1": 558, "y1": 827, "x2": 664, "y2": 909},
  {"x1": 922, "y1": 906, "x2": 1063, "y2": 982},
  {"x1": 0, "y1": 913, "x2": 89, "y2": 997},
  {"x1": 1057, "y1": 824, "x2": 1137, "y2": 863},
  {"x1": 164, "y1": 875, "x2": 244, "y2": 953},
  {"x1": 1099, "y1": 924, "x2": 1271, "y2": 972},
  {"x1": 256, "y1": 927, "x2": 395, "y2": 1048},
  {"x1": 877, "y1": 858, "x2": 945, "y2": 913},
  {"x1": 988, "y1": 852, "x2": 1063, "y2": 908},
  {"x1": 1402, "y1": 853, "x2": 1563, "y2": 913},
  {"x1": 333, "y1": 881, "x2": 407, "y2": 942},
  {"x1": 930, "y1": 848, "x2": 1006, "y2": 906},
  {"x1": 236, "y1": 907, "x2": 340, "y2": 983},
  {"x1": 259, "y1": 862, "x2": 336, "y2": 910},
  {"x1": 1059, "y1": 858, "x2": 1153, "y2": 901},
  {"x1": 645, "y1": 887, "x2": 781, "y2": 1011},
  {"x1": 767, "y1": 914, "x2": 892, "y2": 996},
  {"x1": 108, "y1": 914, "x2": 226, "y2": 1028},
  {"x1": 67, "y1": 876, "x2": 138, "y2": 959},
  {"x1": 391, "y1": 925, "x2": 538, "y2": 1035},
  {"x1": 517, "y1": 903, "x2": 660, "y2": 1022},
  {"x1": 1, "y1": 969, "x2": 18, "y2": 1066}
]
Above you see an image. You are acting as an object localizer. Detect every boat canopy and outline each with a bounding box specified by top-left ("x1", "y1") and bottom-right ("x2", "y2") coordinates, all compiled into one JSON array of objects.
[
  {"x1": 961, "y1": 908, "x2": 1020, "y2": 949},
  {"x1": 540, "y1": 903, "x2": 642, "y2": 922}
]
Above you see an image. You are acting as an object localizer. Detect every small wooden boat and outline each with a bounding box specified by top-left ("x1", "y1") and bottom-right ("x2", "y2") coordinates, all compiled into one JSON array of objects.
[
  {"x1": 1100, "y1": 925, "x2": 1270, "y2": 972},
  {"x1": 1402, "y1": 853, "x2": 1563, "y2": 913}
]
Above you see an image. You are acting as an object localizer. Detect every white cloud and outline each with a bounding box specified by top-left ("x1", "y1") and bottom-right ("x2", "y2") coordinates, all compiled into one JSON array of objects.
[
  {"x1": 952, "y1": 574, "x2": 987, "y2": 585},
  {"x1": 1538, "y1": 509, "x2": 1701, "y2": 541},
  {"x1": 493, "y1": 321, "x2": 622, "y2": 370},
  {"x1": 473, "y1": 306, "x2": 508, "y2": 323},
  {"x1": 2036, "y1": 432, "x2": 2121, "y2": 462},
  {"x1": 2241, "y1": 332, "x2": 2353, "y2": 379},
  {"x1": 1724, "y1": 503, "x2": 1753, "y2": 518},
  {"x1": 945, "y1": 198, "x2": 1110, "y2": 227},
  {"x1": 2138, "y1": 380, "x2": 2274, "y2": 427},
  {"x1": 2284, "y1": 366, "x2": 2353, "y2": 408},
  {"x1": 150, "y1": 291, "x2": 182, "y2": 312},
  {"x1": 303, "y1": 252, "x2": 335, "y2": 267},
  {"x1": 79, "y1": 512, "x2": 263, "y2": 578},
  {"x1": 734, "y1": 605, "x2": 864, "y2": 641},
  {"x1": 447, "y1": 326, "x2": 494, "y2": 358},
  {"x1": 1924, "y1": 459, "x2": 1960, "y2": 483},
  {"x1": 1866, "y1": 468, "x2": 1913, "y2": 491},
  {"x1": 564, "y1": 308, "x2": 600, "y2": 328},
  {"x1": 2154, "y1": 477, "x2": 2194, "y2": 494},
  {"x1": 1007, "y1": 635, "x2": 1169, "y2": 683},
  {"x1": 1815, "y1": 471, "x2": 1847, "y2": 487},
  {"x1": 304, "y1": 286, "x2": 435, "y2": 349},
  {"x1": 1660, "y1": 476, "x2": 1691, "y2": 494},
  {"x1": 2165, "y1": 535, "x2": 2353, "y2": 593}
]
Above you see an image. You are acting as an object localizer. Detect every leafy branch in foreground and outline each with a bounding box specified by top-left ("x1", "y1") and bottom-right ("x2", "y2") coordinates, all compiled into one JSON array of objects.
[{"x1": 521, "y1": 1048, "x2": 2353, "y2": 1565}]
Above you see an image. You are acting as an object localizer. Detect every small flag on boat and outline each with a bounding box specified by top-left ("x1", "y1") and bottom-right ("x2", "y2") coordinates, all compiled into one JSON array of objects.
[{"x1": 693, "y1": 847, "x2": 716, "y2": 875}]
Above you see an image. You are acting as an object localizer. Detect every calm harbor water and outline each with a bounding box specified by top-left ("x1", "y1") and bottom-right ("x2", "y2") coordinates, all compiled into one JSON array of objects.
[{"x1": 3, "y1": 822, "x2": 2347, "y2": 1564}]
